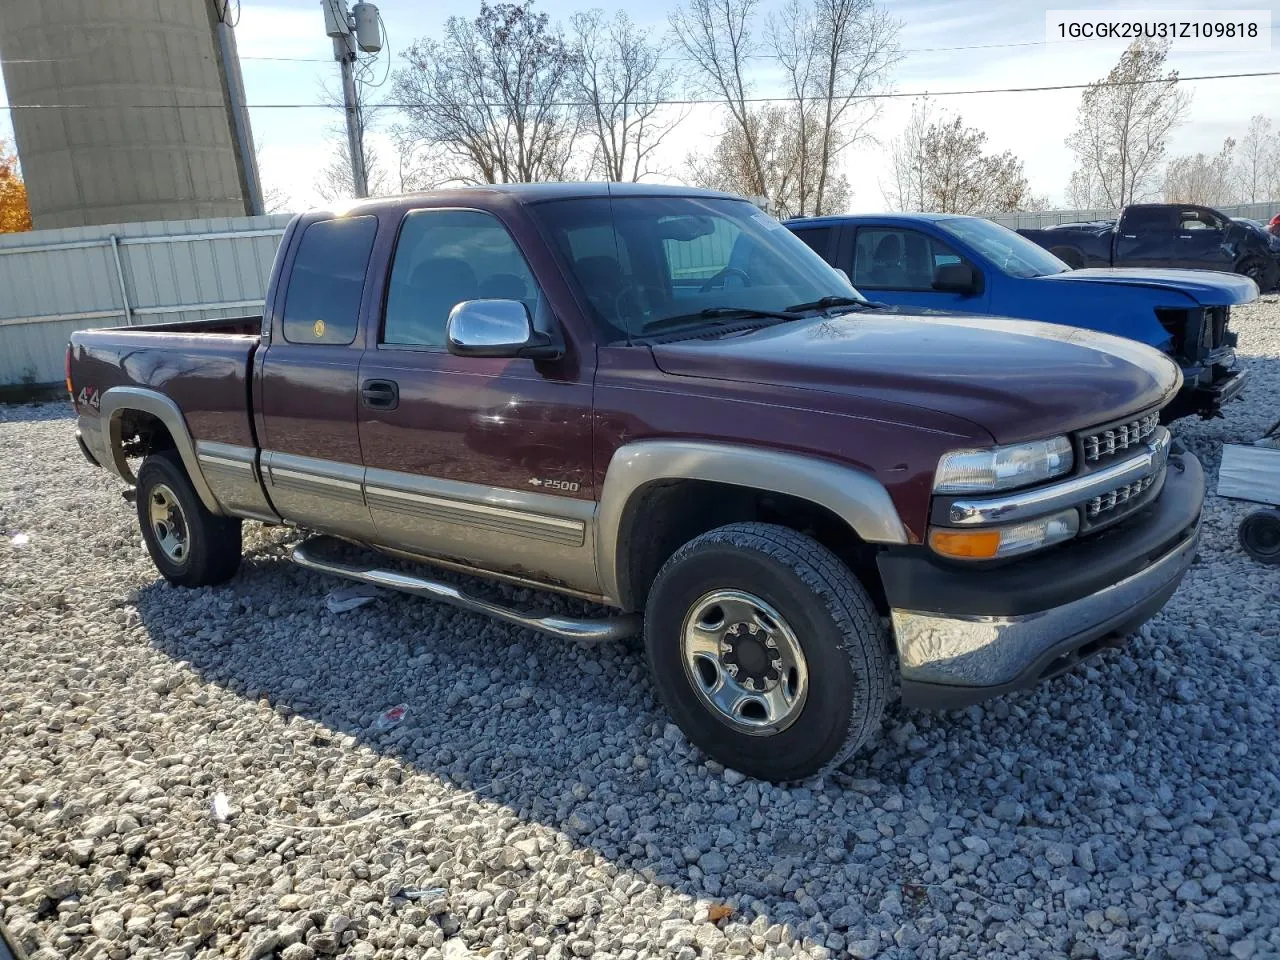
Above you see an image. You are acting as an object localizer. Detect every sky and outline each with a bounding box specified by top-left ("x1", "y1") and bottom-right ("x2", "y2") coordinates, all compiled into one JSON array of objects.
[{"x1": 3, "y1": 0, "x2": 1279, "y2": 213}]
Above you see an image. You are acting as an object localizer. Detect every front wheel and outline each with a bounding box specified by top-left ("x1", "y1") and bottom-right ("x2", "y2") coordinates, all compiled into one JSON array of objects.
[
  {"x1": 1237, "y1": 256, "x2": 1272, "y2": 291},
  {"x1": 643, "y1": 522, "x2": 889, "y2": 782},
  {"x1": 136, "y1": 450, "x2": 242, "y2": 587},
  {"x1": 1239, "y1": 508, "x2": 1280, "y2": 565}
]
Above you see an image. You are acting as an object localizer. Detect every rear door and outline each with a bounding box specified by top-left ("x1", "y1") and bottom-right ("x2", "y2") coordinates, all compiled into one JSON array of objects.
[
  {"x1": 355, "y1": 206, "x2": 599, "y2": 594},
  {"x1": 1114, "y1": 206, "x2": 1179, "y2": 268},
  {"x1": 843, "y1": 225, "x2": 987, "y2": 312},
  {"x1": 255, "y1": 215, "x2": 379, "y2": 540}
]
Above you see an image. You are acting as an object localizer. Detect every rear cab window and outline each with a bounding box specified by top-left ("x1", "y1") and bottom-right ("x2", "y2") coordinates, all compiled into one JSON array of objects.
[
  {"x1": 1119, "y1": 206, "x2": 1177, "y2": 234},
  {"x1": 790, "y1": 226, "x2": 834, "y2": 261},
  {"x1": 281, "y1": 216, "x2": 378, "y2": 345}
]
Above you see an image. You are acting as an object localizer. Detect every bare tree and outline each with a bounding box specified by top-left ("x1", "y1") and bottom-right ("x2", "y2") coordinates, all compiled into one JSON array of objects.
[
  {"x1": 685, "y1": 105, "x2": 850, "y2": 217},
  {"x1": 1065, "y1": 39, "x2": 1191, "y2": 208},
  {"x1": 670, "y1": 0, "x2": 768, "y2": 199},
  {"x1": 315, "y1": 132, "x2": 389, "y2": 203},
  {"x1": 1065, "y1": 165, "x2": 1107, "y2": 210},
  {"x1": 767, "y1": 0, "x2": 900, "y2": 215},
  {"x1": 885, "y1": 101, "x2": 1035, "y2": 214},
  {"x1": 1164, "y1": 138, "x2": 1237, "y2": 205},
  {"x1": 571, "y1": 10, "x2": 684, "y2": 181},
  {"x1": 883, "y1": 97, "x2": 932, "y2": 211},
  {"x1": 1234, "y1": 115, "x2": 1279, "y2": 204},
  {"x1": 392, "y1": 1, "x2": 582, "y2": 184}
]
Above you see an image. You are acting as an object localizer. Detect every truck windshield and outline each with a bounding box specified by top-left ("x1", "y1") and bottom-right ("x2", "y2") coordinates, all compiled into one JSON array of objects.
[
  {"x1": 937, "y1": 216, "x2": 1071, "y2": 279},
  {"x1": 529, "y1": 196, "x2": 863, "y2": 340}
]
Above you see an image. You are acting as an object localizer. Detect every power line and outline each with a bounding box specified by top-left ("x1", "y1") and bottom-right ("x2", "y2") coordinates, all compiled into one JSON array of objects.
[{"x1": 2, "y1": 69, "x2": 1277, "y2": 111}]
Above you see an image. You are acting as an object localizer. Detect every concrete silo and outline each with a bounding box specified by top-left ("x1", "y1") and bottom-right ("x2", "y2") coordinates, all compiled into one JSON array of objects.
[{"x1": 0, "y1": 0, "x2": 259, "y2": 229}]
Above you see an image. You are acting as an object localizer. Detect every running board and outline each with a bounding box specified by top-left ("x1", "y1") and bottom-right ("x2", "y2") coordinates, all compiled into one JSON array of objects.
[{"x1": 291, "y1": 537, "x2": 639, "y2": 644}]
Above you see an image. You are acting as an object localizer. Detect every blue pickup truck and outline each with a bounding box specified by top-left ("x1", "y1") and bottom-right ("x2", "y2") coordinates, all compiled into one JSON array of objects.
[{"x1": 784, "y1": 212, "x2": 1254, "y2": 420}]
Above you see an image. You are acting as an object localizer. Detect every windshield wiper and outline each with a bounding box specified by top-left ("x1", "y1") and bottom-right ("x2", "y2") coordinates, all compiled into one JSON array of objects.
[
  {"x1": 784, "y1": 295, "x2": 875, "y2": 313},
  {"x1": 642, "y1": 305, "x2": 803, "y2": 335}
]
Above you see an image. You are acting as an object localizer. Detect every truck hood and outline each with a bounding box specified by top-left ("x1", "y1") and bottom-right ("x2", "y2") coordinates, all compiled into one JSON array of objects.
[
  {"x1": 1038, "y1": 268, "x2": 1257, "y2": 305},
  {"x1": 651, "y1": 312, "x2": 1181, "y2": 444}
]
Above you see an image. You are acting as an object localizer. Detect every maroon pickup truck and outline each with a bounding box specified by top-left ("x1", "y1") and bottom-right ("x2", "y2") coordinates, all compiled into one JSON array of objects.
[{"x1": 68, "y1": 184, "x2": 1205, "y2": 781}]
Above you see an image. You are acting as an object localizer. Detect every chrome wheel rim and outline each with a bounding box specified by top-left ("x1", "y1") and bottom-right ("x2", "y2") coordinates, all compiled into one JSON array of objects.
[
  {"x1": 680, "y1": 589, "x2": 809, "y2": 736},
  {"x1": 148, "y1": 483, "x2": 189, "y2": 564}
]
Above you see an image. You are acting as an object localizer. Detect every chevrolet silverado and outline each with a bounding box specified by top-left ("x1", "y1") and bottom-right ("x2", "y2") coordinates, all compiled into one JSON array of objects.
[{"x1": 68, "y1": 184, "x2": 1205, "y2": 781}]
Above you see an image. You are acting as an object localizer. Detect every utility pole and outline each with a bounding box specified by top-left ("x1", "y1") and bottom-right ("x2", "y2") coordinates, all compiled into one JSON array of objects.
[{"x1": 322, "y1": 1, "x2": 382, "y2": 199}]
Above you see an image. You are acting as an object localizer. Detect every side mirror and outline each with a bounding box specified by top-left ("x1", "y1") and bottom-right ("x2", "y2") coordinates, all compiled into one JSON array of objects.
[
  {"x1": 933, "y1": 262, "x2": 980, "y2": 295},
  {"x1": 446, "y1": 300, "x2": 561, "y2": 360}
]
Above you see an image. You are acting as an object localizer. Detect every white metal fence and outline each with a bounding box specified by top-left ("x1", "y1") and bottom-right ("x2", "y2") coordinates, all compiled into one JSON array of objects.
[
  {"x1": 990, "y1": 201, "x2": 1280, "y2": 230},
  {"x1": 0, "y1": 214, "x2": 290, "y2": 388}
]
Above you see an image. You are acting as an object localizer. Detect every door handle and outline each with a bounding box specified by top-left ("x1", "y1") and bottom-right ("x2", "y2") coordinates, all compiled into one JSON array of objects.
[{"x1": 361, "y1": 378, "x2": 399, "y2": 410}]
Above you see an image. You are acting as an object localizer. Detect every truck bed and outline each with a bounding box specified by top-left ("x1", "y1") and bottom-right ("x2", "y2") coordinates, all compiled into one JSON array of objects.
[
  {"x1": 69, "y1": 316, "x2": 263, "y2": 449},
  {"x1": 114, "y1": 315, "x2": 264, "y2": 336}
]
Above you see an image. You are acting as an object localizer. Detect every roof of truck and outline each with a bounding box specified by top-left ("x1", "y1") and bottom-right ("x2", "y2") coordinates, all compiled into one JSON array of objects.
[
  {"x1": 320, "y1": 182, "x2": 743, "y2": 216},
  {"x1": 782, "y1": 212, "x2": 962, "y2": 227}
]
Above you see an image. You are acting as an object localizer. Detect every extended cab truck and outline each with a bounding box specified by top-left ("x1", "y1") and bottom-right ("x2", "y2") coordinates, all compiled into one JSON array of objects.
[
  {"x1": 786, "y1": 213, "x2": 1253, "y2": 421},
  {"x1": 69, "y1": 184, "x2": 1205, "y2": 782},
  {"x1": 1018, "y1": 203, "x2": 1279, "y2": 291}
]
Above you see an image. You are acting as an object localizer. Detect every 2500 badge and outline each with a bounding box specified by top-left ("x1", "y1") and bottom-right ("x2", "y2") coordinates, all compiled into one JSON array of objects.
[{"x1": 528, "y1": 477, "x2": 580, "y2": 492}]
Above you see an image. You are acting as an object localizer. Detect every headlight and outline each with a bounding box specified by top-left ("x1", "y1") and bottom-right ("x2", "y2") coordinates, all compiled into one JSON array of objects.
[
  {"x1": 934, "y1": 436, "x2": 1073, "y2": 494},
  {"x1": 929, "y1": 508, "x2": 1080, "y2": 560}
]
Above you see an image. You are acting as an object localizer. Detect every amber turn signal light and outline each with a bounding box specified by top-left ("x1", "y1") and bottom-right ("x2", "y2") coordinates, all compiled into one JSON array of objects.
[{"x1": 928, "y1": 528, "x2": 1002, "y2": 559}]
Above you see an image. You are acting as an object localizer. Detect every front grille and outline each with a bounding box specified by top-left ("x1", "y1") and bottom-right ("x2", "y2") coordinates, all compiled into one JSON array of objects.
[
  {"x1": 1086, "y1": 475, "x2": 1158, "y2": 518},
  {"x1": 1082, "y1": 412, "x2": 1160, "y2": 463}
]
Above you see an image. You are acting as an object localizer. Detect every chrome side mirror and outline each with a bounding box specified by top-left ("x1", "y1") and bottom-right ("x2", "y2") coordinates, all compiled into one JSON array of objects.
[{"x1": 445, "y1": 300, "x2": 561, "y2": 359}]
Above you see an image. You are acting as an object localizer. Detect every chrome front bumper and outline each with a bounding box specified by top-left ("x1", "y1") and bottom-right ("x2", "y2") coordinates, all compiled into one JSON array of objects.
[
  {"x1": 894, "y1": 520, "x2": 1197, "y2": 699},
  {"x1": 887, "y1": 449, "x2": 1204, "y2": 710}
]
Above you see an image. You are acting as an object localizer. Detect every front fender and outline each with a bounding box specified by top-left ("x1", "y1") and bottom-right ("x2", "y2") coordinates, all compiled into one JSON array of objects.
[
  {"x1": 596, "y1": 440, "x2": 908, "y2": 609},
  {"x1": 1006, "y1": 280, "x2": 1186, "y2": 353}
]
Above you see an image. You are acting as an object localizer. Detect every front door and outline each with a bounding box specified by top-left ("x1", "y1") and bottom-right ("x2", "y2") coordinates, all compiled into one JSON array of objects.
[
  {"x1": 1172, "y1": 207, "x2": 1233, "y2": 271},
  {"x1": 845, "y1": 226, "x2": 987, "y2": 312},
  {"x1": 256, "y1": 215, "x2": 379, "y2": 541},
  {"x1": 356, "y1": 207, "x2": 599, "y2": 595}
]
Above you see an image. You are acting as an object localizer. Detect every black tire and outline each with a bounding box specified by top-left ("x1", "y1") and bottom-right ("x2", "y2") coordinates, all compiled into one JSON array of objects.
[
  {"x1": 136, "y1": 449, "x2": 242, "y2": 587},
  {"x1": 643, "y1": 522, "x2": 889, "y2": 782},
  {"x1": 1239, "y1": 508, "x2": 1280, "y2": 565},
  {"x1": 1237, "y1": 256, "x2": 1273, "y2": 291},
  {"x1": 1049, "y1": 246, "x2": 1084, "y2": 269}
]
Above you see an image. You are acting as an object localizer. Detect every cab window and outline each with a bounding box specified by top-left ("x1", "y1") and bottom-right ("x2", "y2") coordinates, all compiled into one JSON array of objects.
[
  {"x1": 281, "y1": 216, "x2": 377, "y2": 345},
  {"x1": 852, "y1": 228, "x2": 962, "y2": 291},
  {"x1": 383, "y1": 209, "x2": 540, "y2": 348}
]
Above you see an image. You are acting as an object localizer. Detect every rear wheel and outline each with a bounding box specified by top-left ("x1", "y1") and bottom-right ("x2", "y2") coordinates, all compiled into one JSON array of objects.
[
  {"x1": 1239, "y1": 508, "x2": 1280, "y2": 565},
  {"x1": 643, "y1": 522, "x2": 889, "y2": 782},
  {"x1": 137, "y1": 450, "x2": 242, "y2": 587}
]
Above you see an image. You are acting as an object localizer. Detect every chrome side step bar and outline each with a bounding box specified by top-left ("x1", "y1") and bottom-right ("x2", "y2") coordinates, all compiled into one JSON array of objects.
[{"x1": 291, "y1": 537, "x2": 640, "y2": 644}]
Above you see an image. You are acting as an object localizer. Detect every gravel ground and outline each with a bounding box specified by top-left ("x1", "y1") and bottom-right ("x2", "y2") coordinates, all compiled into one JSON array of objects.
[{"x1": 3, "y1": 298, "x2": 1280, "y2": 960}]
